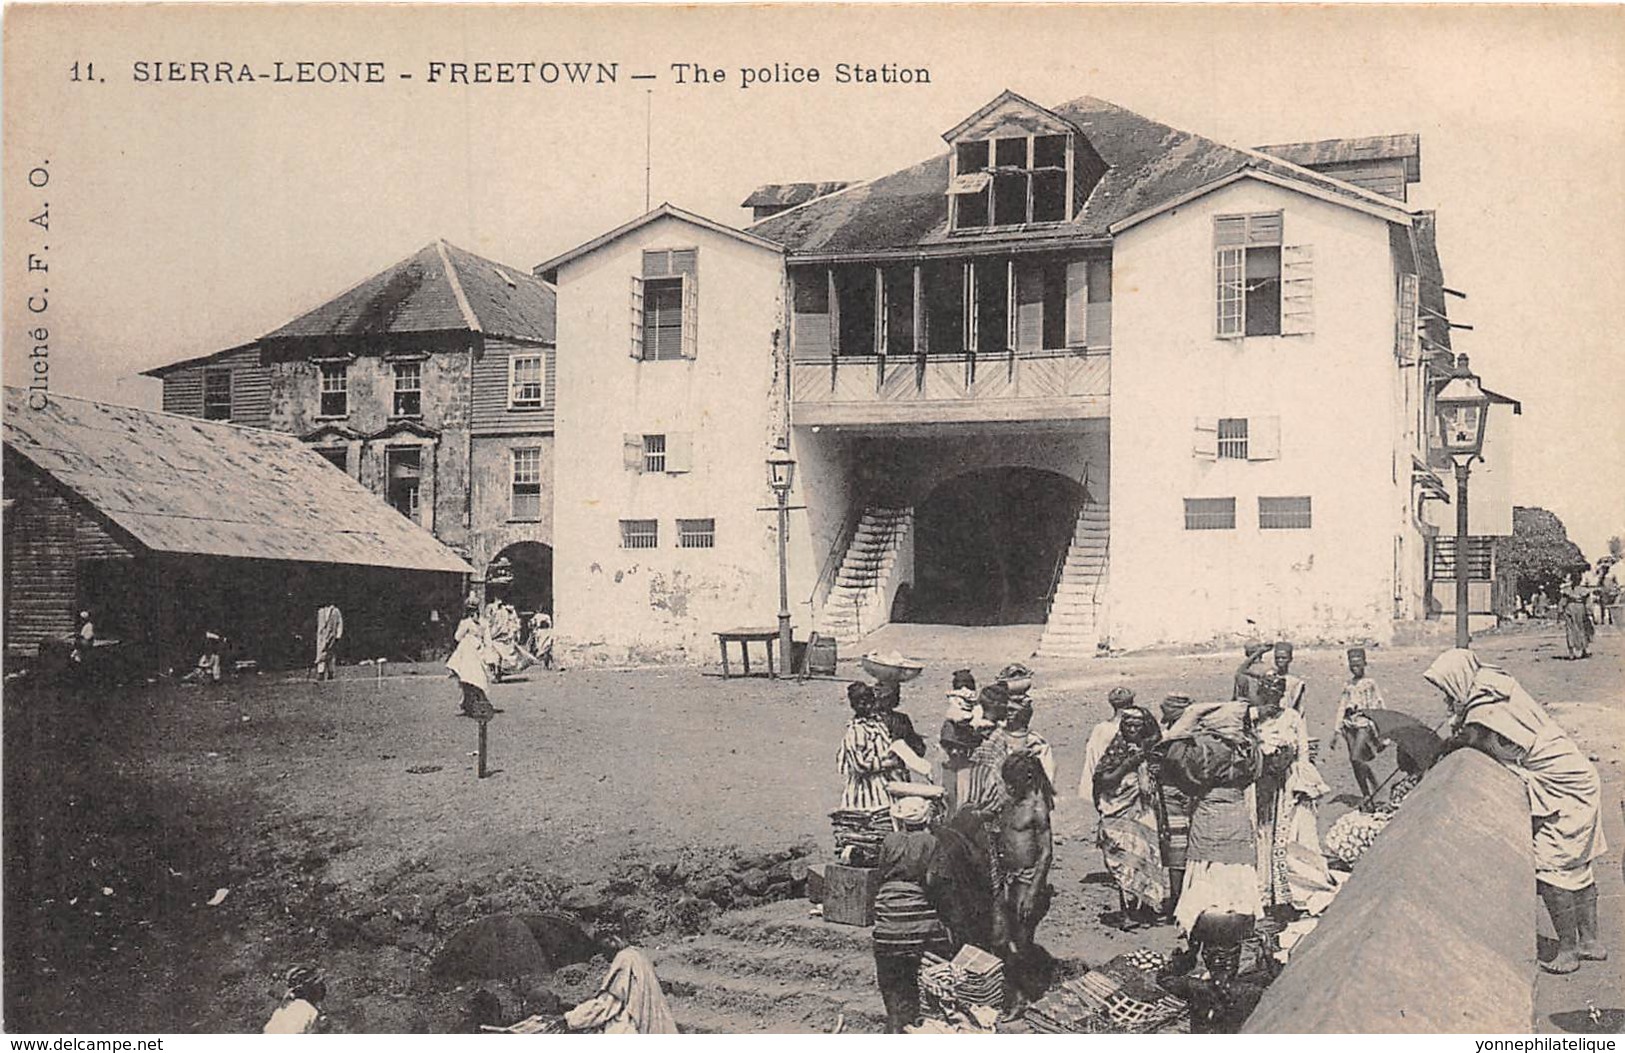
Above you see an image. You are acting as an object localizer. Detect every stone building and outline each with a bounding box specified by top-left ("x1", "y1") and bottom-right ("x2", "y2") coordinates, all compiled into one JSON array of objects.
[{"x1": 143, "y1": 240, "x2": 557, "y2": 612}]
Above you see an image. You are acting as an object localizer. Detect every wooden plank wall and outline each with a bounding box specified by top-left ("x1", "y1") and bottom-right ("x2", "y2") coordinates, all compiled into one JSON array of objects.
[
  {"x1": 470, "y1": 338, "x2": 555, "y2": 435},
  {"x1": 158, "y1": 346, "x2": 271, "y2": 427}
]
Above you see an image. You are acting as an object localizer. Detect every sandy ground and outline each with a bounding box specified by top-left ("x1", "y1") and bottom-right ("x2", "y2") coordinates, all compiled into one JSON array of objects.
[{"x1": 2, "y1": 619, "x2": 1620, "y2": 1033}]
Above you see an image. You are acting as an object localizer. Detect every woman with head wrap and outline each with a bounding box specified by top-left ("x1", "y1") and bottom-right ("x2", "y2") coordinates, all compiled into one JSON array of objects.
[
  {"x1": 1089, "y1": 705, "x2": 1169, "y2": 927},
  {"x1": 1251, "y1": 674, "x2": 1336, "y2": 918},
  {"x1": 838, "y1": 682, "x2": 900, "y2": 812},
  {"x1": 1560, "y1": 584, "x2": 1595, "y2": 660},
  {"x1": 1423, "y1": 648, "x2": 1609, "y2": 973}
]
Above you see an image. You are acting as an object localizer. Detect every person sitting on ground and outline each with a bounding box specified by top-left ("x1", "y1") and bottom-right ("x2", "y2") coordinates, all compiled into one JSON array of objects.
[
  {"x1": 1088, "y1": 704, "x2": 1169, "y2": 929},
  {"x1": 1424, "y1": 648, "x2": 1609, "y2": 974},
  {"x1": 1329, "y1": 646, "x2": 1386, "y2": 801},
  {"x1": 872, "y1": 796, "x2": 952, "y2": 1033},
  {"x1": 182, "y1": 630, "x2": 225, "y2": 684},
  {"x1": 558, "y1": 948, "x2": 677, "y2": 1033},
  {"x1": 264, "y1": 965, "x2": 327, "y2": 1034},
  {"x1": 996, "y1": 752, "x2": 1055, "y2": 978},
  {"x1": 839, "y1": 683, "x2": 902, "y2": 811}
]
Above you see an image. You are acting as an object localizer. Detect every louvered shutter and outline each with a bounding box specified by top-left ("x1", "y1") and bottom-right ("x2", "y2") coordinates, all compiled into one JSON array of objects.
[
  {"x1": 1215, "y1": 247, "x2": 1244, "y2": 338},
  {"x1": 680, "y1": 274, "x2": 699, "y2": 359},
  {"x1": 1249, "y1": 415, "x2": 1282, "y2": 460},
  {"x1": 828, "y1": 268, "x2": 841, "y2": 355},
  {"x1": 1016, "y1": 264, "x2": 1045, "y2": 352},
  {"x1": 912, "y1": 266, "x2": 925, "y2": 356},
  {"x1": 1281, "y1": 244, "x2": 1314, "y2": 336},
  {"x1": 642, "y1": 250, "x2": 671, "y2": 277},
  {"x1": 665, "y1": 432, "x2": 693, "y2": 473},
  {"x1": 1247, "y1": 212, "x2": 1283, "y2": 246},
  {"x1": 623, "y1": 433, "x2": 644, "y2": 472},
  {"x1": 874, "y1": 267, "x2": 887, "y2": 355},
  {"x1": 1065, "y1": 260, "x2": 1090, "y2": 347},
  {"x1": 630, "y1": 276, "x2": 645, "y2": 359},
  {"x1": 1193, "y1": 417, "x2": 1219, "y2": 459},
  {"x1": 670, "y1": 249, "x2": 698, "y2": 277},
  {"x1": 963, "y1": 263, "x2": 978, "y2": 354},
  {"x1": 1005, "y1": 260, "x2": 1018, "y2": 353},
  {"x1": 1396, "y1": 272, "x2": 1419, "y2": 361},
  {"x1": 1214, "y1": 215, "x2": 1248, "y2": 247}
]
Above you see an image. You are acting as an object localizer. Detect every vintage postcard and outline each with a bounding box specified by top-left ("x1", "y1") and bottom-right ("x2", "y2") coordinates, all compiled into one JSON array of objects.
[{"x1": 3, "y1": 3, "x2": 1621, "y2": 1041}]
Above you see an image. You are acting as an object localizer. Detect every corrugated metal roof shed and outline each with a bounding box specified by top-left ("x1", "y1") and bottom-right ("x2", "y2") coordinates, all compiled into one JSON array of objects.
[
  {"x1": 749, "y1": 95, "x2": 1419, "y2": 258},
  {"x1": 262, "y1": 240, "x2": 555, "y2": 345},
  {"x1": 4, "y1": 387, "x2": 472, "y2": 574}
]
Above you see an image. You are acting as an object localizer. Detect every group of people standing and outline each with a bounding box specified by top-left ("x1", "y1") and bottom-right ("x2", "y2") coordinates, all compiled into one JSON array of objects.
[
  {"x1": 837, "y1": 635, "x2": 1610, "y2": 1030},
  {"x1": 445, "y1": 595, "x2": 553, "y2": 716}
]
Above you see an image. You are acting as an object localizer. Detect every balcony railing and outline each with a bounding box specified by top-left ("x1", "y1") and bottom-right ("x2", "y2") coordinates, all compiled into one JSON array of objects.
[{"x1": 791, "y1": 348, "x2": 1109, "y2": 423}]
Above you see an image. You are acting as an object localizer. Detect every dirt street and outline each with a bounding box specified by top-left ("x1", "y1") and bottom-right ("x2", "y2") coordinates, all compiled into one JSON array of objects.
[{"x1": 3, "y1": 620, "x2": 1619, "y2": 1033}]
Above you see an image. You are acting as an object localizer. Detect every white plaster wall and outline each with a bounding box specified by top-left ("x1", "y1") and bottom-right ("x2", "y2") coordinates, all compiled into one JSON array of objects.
[
  {"x1": 1109, "y1": 180, "x2": 1402, "y2": 649},
  {"x1": 553, "y1": 215, "x2": 788, "y2": 664}
]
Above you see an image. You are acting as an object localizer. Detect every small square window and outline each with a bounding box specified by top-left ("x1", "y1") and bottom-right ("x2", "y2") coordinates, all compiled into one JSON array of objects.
[
  {"x1": 677, "y1": 518, "x2": 716, "y2": 549},
  {"x1": 1217, "y1": 418, "x2": 1249, "y2": 460},
  {"x1": 619, "y1": 519, "x2": 659, "y2": 549},
  {"x1": 315, "y1": 447, "x2": 348, "y2": 473},
  {"x1": 1184, "y1": 497, "x2": 1236, "y2": 531},
  {"x1": 318, "y1": 363, "x2": 348, "y2": 418},
  {"x1": 203, "y1": 369, "x2": 232, "y2": 420},
  {"x1": 510, "y1": 355, "x2": 545, "y2": 407},
  {"x1": 642, "y1": 434, "x2": 666, "y2": 473},
  {"x1": 1259, "y1": 496, "x2": 1312, "y2": 530},
  {"x1": 393, "y1": 361, "x2": 423, "y2": 418}
]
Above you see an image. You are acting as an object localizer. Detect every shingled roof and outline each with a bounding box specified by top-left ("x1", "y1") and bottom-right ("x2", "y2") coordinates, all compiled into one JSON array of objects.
[
  {"x1": 748, "y1": 95, "x2": 1418, "y2": 259},
  {"x1": 3, "y1": 388, "x2": 471, "y2": 574},
  {"x1": 262, "y1": 240, "x2": 555, "y2": 345},
  {"x1": 741, "y1": 182, "x2": 853, "y2": 209}
]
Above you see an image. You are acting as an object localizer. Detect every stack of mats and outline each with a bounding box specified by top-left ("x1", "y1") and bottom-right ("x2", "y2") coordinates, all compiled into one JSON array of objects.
[
  {"x1": 1026, "y1": 954, "x2": 1188, "y2": 1035},
  {"x1": 830, "y1": 808, "x2": 891, "y2": 867},
  {"x1": 919, "y1": 945, "x2": 1005, "y2": 1014}
]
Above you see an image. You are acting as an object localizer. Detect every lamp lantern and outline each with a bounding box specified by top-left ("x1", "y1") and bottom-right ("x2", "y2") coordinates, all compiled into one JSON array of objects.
[
  {"x1": 767, "y1": 440, "x2": 796, "y2": 495},
  {"x1": 1435, "y1": 354, "x2": 1492, "y2": 460}
]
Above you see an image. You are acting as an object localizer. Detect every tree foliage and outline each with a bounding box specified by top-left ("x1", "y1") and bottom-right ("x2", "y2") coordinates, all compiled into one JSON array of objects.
[{"x1": 1498, "y1": 507, "x2": 1589, "y2": 600}]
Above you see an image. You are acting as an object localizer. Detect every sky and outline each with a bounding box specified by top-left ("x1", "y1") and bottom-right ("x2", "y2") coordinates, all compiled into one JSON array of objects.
[{"x1": 4, "y1": 4, "x2": 1623, "y2": 557}]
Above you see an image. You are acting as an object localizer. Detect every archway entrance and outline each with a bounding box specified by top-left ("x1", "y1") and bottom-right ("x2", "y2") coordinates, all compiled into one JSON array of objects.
[
  {"x1": 487, "y1": 541, "x2": 553, "y2": 618},
  {"x1": 904, "y1": 467, "x2": 1087, "y2": 625}
]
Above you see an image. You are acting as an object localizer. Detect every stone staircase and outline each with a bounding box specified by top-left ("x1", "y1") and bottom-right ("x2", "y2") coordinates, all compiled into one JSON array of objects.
[
  {"x1": 818, "y1": 508, "x2": 912, "y2": 647},
  {"x1": 1036, "y1": 502, "x2": 1109, "y2": 659},
  {"x1": 649, "y1": 901, "x2": 884, "y2": 1034}
]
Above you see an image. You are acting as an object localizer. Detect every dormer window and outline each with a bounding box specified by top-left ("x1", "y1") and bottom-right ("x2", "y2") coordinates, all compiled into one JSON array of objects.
[{"x1": 951, "y1": 133, "x2": 1071, "y2": 230}]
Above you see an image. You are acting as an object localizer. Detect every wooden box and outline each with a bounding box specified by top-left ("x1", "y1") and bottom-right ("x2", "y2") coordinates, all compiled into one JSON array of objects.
[
  {"x1": 805, "y1": 862, "x2": 828, "y2": 904},
  {"x1": 822, "y1": 863, "x2": 880, "y2": 927}
]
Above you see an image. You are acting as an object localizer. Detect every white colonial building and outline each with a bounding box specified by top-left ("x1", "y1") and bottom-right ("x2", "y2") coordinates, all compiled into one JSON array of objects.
[{"x1": 539, "y1": 91, "x2": 1514, "y2": 664}]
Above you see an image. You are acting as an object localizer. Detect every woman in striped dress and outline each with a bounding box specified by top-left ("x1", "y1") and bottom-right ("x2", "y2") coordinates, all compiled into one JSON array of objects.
[{"x1": 838, "y1": 682, "x2": 899, "y2": 811}]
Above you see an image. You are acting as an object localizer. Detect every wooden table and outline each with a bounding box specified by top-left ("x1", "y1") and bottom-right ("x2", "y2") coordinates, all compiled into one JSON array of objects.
[{"x1": 714, "y1": 627, "x2": 783, "y2": 678}]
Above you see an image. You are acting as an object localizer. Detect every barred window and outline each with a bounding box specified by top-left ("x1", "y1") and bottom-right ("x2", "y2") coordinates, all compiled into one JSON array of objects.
[
  {"x1": 1217, "y1": 418, "x2": 1249, "y2": 460},
  {"x1": 1431, "y1": 536, "x2": 1492, "y2": 581},
  {"x1": 393, "y1": 361, "x2": 423, "y2": 418},
  {"x1": 642, "y1": 434, "x2": 666, "y2": 473},
  {"x1": 677, "y1": 518, "x2": 716, "y2": 549},
  {"x1": 319, "y1": 363, "x2": 348, "y2": 418},
  {"x1": 1184, "y1": 497, "x2": 1236, "y2": 531},
  {"x1": 511, "y1": 448, "x2": 543, "y2": 520},
  {"x1": 203, "y1": 369, "x2": 232, "y2": 420},
  {"x1": 1259, "y1": 496, "x2": 1313, "y2": 530},
  {"x1": 619, "y1": 519, "x2": 659, "y2": 549}
]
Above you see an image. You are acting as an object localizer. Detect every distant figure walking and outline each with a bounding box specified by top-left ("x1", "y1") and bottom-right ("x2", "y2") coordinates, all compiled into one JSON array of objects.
[
  {"x1": 1560, "y1": 586, "x2": 1594, "y2": 660},
  {"x1": 314, "y1": 603, "x2": 344, "y2": 681},
  {"x1": 447, "y1": 599, "x2": 493, "y2": 716}
]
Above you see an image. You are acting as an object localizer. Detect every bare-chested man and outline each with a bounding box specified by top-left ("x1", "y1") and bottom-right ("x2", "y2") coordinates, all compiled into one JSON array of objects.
[{"x1": 996, "y1": 751, "x2": 1054, "y2": 958}]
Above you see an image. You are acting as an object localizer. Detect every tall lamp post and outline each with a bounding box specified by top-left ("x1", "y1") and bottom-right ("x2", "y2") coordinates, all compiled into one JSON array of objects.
[
  {"x1": 766, "y1": 440, "x2": 797, "y2": 678},
  {"x1": 1434, "y1": 354, "x2": 1493, "y2": 649}
]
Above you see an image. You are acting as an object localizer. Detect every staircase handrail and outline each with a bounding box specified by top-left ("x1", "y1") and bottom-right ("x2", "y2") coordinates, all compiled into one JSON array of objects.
[
  {"x1": 1043, "y1": 466, "x2": 1090, "y2": 614},
  {"x1": 809, "y1": 502, "x2": 865, "y2": 614}
]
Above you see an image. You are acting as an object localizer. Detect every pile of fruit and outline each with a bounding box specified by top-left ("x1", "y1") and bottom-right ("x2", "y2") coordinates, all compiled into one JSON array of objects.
[
  {"x1": 1324, "y1": 809, "x2": 1392, "y2": 865},
  {"x1": 1387, "y1": 773, "x2": 1420, "y2": 808},
  {"x1": 1126, "y1": 949, "x2": 1168, "y2": 972}
]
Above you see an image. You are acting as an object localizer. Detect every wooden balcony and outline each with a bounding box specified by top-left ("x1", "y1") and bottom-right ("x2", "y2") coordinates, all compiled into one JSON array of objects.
[{"x1": 790, "y1": 349, "x2": 1109, "y2": 426}]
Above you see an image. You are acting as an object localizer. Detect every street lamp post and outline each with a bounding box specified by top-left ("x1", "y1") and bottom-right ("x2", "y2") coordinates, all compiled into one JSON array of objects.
[
  {"x1": 766, "y1": 440, "x2": 797, "y2": 678},
  {"x1": 1434, "y1": 354, "x2": 1493, "y2": 649}
]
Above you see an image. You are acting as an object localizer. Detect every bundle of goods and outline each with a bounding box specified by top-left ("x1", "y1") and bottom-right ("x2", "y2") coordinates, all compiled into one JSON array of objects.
[
  {"x1": 1387, "y1": 772, "x2": 1420, "y2": 808},
  {"x1": 1025, "y1": 955, "x2": 1188, "y2": 1035},
  {"x1": 860, "y1": 651, "x2": 925, "y2": 685},
  {"x1": 1323, "y1": 809, "x2": 1392, "y2": 866},
  {"x1": 919, "y1": 945, "x2": 1005, "y2": 1016},
  {"x1": 830, "y1": 808, "x2": 891, "y2": 866}
]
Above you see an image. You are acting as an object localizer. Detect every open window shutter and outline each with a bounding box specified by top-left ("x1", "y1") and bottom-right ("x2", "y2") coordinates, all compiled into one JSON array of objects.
[
  {"x1": 1064, "y1": 261, "x2": 1090, "y2": 347},
  {"x1": 1215, "y1": 247, "x2": 1244, "y2": 338},
  {"x1": 963, "y1": 262, "x2": 978, "y2": 354},
  {"x1": 1281, "y1": 244, "x2": 1314, "y2": 336},
  {"x1": 827, "y1": 269, "x2": 841, "y2": 355},
  {"x1": 629, "y1": 276, "x2": 645, "y2": 359},
  {"x1": 1005, "y1": 261, "x2": 1018, "y2": 353},
  {"x1": 681, "y1": 274, "x2": 699, "y2": 358},
  {"x1": 623, "y1": 433, "x2": 643, "y2": 472},
  {"x1": 1249, "y1": 415, "x2": 1282, "y2": 460},
  {"x1": 1396, "y1": 272, "x2": 1419, "y2": 361},
  {"x1": 665, "y1": 431, "x2": 693, "y2": 473},
  {"x1": 1016, "y1": 265, "x2": 1045, "y2": 352},
  {"x1": 912, "y1": 266, "x2": 924, "y2": 356},
  {"x1": 874, "y1": 267, "x2": 887, "y2": 355},
  {"x1": 1193, "y1": 417, "x2": 1219, "y2": 459}
]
